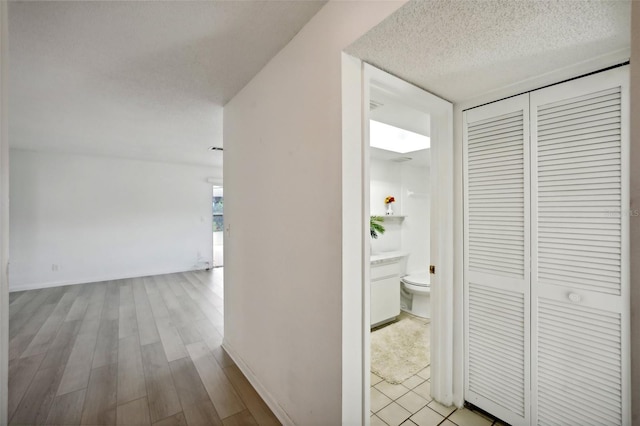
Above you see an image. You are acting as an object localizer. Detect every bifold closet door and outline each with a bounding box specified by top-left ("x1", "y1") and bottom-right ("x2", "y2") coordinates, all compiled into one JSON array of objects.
[
  {"x1": 463, "y1": 94, "x2": 531, "y2": 426},
  {"x1": 531, "y1": 67, "x2": 630, "y2": 425}
]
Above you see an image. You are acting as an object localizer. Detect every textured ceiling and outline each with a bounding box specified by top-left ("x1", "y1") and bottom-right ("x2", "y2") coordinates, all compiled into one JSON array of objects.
[
  {"x1": 347, "y1": 0, "x2": 631, "y2": 104},
  {"x1": 9, "y1": 1, "x2": 326, "y2": 167}
]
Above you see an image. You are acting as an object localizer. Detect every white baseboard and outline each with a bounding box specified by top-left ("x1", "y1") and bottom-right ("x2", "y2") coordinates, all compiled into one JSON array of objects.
[
  {"x1": 9, "y1": 265, "x2": 210, "y2": 292},
  {"x1": 222, "y1": 339, "x2": 295, "y2": 426}
]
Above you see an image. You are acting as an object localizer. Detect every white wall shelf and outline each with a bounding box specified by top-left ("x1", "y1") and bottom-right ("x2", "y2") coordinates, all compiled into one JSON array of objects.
[{"x1": 376, "y1": 215, "x2": 406, "y2": 221}]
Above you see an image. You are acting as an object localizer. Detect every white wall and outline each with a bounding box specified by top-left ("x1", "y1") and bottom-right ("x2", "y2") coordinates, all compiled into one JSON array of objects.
[
  {"x1": 222, "y1": 2, "x2": 404, "y2": 425},
  {"x1": 401, "y1": 163, "x2": 430, "y2": 274},
  {"x1": 9, "y1": 149, "x2": 215, "y2": 290},
  {"x1": 369, "y1": 157, "x2": 430, "y2": 273},
  {"x1": 370, "y1": 158, "x2": 402, "y2": 253},
  {"x1": 370, "y1": 158, "x2": 402, "y2": 216}
]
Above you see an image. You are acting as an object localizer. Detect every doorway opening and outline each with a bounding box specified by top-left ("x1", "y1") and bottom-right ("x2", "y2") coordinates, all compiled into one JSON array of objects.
[
  {"x1": 368, "y1": 94, "x2": 434, "y2": 419},
  {"x1": 212, "y1": 186, "x2": 224, "y2": 268},
  {"x1": 340, "y1": 58, "x2": 455, "y2": 424}
]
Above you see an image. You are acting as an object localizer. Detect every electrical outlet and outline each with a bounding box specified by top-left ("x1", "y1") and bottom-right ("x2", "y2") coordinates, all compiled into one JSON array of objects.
[{"x1": 51, "y1": 264, "x2": 59, "y2": 272}]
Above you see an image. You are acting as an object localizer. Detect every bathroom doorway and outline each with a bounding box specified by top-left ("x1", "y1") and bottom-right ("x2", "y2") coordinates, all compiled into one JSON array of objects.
[
  {"x1": 340, "y1": 60, "x2": 455, "y2": 423},
  {"x1": 368, "y1": 80, "x2": 436, "y2": 424}
]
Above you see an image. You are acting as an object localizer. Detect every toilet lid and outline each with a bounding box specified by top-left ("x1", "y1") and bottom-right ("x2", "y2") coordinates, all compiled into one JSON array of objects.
[{"x1": 402, "y1": 273, "x2": 430, "y2": 287}]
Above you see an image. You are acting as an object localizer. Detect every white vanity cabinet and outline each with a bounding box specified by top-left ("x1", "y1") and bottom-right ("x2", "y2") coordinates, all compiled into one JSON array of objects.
[{"x1": 370, "y1": 257, "x2": 401, "y2": 327}]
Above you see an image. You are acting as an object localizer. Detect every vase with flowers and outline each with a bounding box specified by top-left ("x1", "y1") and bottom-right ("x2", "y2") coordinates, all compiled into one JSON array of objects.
[{"x1": 385, "y1": 196, "x2": 395, "y2": 215}]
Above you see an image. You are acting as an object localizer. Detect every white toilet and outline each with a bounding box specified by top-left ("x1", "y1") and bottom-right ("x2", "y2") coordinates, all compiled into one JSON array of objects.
[{"x1": 400, "y1": 272, "x2": 431, "y2": 319}]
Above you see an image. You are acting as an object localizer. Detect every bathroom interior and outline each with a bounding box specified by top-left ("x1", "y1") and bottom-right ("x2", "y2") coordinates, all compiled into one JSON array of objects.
[{"x1": 369, "y1": 89, "x2": 438, "y2": 424}]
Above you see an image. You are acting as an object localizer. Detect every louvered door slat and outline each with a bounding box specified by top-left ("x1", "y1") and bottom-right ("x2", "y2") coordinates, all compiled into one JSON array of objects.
[
  {"x1": 539, "y1": 361, "x2": 621, "y2": 396},
  {"x1": 468, "y1": 115, "x2": 523, "y2": 130},
  {"x1": 538, "y1": 124, "x2": 620, "y2": 141},
  {"x1": 537, "y1": 130, "x2": 620, "y2": 147},
  {"x1": 467, "y1": 285, "x2": 526, "y2": 416},
  {"x1": 537, "y1": 88, "x2": 620, "y2": 115},
  {"x1": 540, "y1": 149, "x2": 620, "y2": 164},
  {"x1": 467, "y1": 110, "x2": 522, "y2": 128},
  {"x1": 470, "y1": 352, "x2": 524, "y2": 377},
  {"x1": 470, "y1": 138, "x2": 525, "y2": 149},
  {"x1": 469, "y1": 139, "x2": 524, "y2": 154},
  {"x1": 538, "y1": 109, "x2": 620, "y2": 130},
  {"x1": 538, "y1": 117, "x2": 621, "y2": 137},
  {"x1": 467, "y1": 131, "x2": 524, "y2": 146},
  {"x1": 468, "y1": 120, "x2": 523, "y2": 136},
  {"x1": 541, "y1": 176, "x2": 622, "y2": 186},
  {"x1": 538, "y1": 103, "x2": 620, "y2": 125},
  {"x1": 464, "y1": 94, "x2": 530, "y2": 426},
  {"x1": 539, "y1": 140, "x2": 620, "y2": 155},
  {"x1": 531, "y1": 67, "x2": 629, "y2": 426},
  {"x1": 540, "y1": 255, "x2": 619, "y2": 271},
  {"x1": 470, "y1": 166, "x2": 524, "y2": 177},
  {"x1": 539, "y1": 141, "x2": 620, "y2": 156}
]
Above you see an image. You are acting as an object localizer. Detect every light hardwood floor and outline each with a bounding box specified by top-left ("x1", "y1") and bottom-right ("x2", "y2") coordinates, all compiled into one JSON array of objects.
[{"x1": 8, "y1": 270, "x2": 280, "y2": 426}]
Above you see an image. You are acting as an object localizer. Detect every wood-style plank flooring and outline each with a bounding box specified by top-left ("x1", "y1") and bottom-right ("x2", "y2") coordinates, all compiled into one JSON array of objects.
[{"x1": 8, "y1": 270, "x2": 281, "y2": 426}]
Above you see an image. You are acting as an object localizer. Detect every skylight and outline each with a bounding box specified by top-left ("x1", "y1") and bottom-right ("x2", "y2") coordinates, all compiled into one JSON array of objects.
[{"x1": 369, "y1": 120, "x2": 430, "y2": 153}]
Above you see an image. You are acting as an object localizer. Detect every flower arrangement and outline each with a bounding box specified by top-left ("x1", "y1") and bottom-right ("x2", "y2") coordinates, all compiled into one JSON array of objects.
[{"x1": 385, "y1": 196, "x2": 395, "y2": 215}]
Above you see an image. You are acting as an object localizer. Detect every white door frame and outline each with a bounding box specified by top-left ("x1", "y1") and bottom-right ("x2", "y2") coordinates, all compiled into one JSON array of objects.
[{"x1": 341, "y1": 56, "x2": 456, "y2": 424}]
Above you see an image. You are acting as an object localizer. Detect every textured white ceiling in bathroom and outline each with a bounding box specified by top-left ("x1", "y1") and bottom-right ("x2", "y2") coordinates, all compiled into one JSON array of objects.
[
  {"x1": 370, "y1": 86, "x2": 430, "y2": 137},
  {"x1": 369, "y1": 84, "x2": 431, "y2": 167}
]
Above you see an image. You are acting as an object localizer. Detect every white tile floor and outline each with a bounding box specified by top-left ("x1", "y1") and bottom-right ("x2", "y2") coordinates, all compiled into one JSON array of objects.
[
  {"x1": 370, "y1": 366, "x2": 499, "y2": 426},
  {"x1": 371, "y1": 314, "x2": 502, "y2": 426}
]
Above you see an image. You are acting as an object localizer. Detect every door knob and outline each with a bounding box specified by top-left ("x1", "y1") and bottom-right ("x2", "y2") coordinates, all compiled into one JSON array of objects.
[{"x1": 568, "y1": 292, "x2": 582, "y2": 303}]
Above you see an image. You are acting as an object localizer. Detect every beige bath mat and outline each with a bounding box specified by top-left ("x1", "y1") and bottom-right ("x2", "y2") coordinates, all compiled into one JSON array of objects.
[{"x1": 371, "y1": 315, "x2": 430, "y2": 384}]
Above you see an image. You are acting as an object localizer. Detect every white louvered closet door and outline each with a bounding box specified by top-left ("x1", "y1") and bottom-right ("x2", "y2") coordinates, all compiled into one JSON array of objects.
[
  {"x1": 531, "y1": 67, "x2": 630, "y2": 426},
  {"x1": 463, "y1": 94, "x2": 531, "y2": 426}
]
